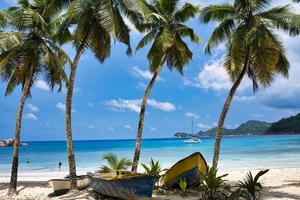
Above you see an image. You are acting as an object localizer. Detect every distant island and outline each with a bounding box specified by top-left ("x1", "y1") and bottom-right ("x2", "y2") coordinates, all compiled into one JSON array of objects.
[{"x1": 175, "y1": 113, "x2": 300, "y2": 138}]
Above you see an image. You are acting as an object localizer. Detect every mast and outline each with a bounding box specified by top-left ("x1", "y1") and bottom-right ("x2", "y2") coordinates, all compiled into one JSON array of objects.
[{"x1": 191, "y1": 117, "x2": 194, "y2": 135}]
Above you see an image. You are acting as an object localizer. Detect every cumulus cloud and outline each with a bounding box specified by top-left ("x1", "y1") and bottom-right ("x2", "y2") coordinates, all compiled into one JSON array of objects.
[
  {"x1": 131, "y1": 66, "x2": 164, "y2": 81},
  {"x1": 56, "y1": 102, "x2": 76, "y2": 112},
  {"x1": 185, "y1": 112, "x2": 199, "y2": 119},
  {"x1": 105, "y1": 99, "x2": 176, "y2": 113},
  {"x1": 183, "y1": 57, "x2": 251, "y2": 91},
  {"x1": 27, "y1": 104, "x2": 39, "y2": 112},
  {"x1": 148, "y1": 99, "x2": 176, "y2": 111},
  {"x1": 35, "y1": 80, "x2": 49, "y2": 91},
  {"x1": 24, "y1": 113, "x2": 38, "y2": 120},
  {"x1": 234, "y1": 95, "x2": 256, "y2": 103}
]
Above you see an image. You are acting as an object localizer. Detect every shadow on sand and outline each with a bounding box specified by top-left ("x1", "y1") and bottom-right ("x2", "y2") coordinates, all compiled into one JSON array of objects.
[{"x1": 263, "y1": 180, "x2": 300, "y2": 200}]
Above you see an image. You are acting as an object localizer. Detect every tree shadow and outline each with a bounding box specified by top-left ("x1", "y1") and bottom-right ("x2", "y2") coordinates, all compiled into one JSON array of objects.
[
  {"x1": 0, "y1": 181, "x2": 49, "y2": 192},
  {"x1": 262, "y1": 180, "x2": 300, "y2": 200}
]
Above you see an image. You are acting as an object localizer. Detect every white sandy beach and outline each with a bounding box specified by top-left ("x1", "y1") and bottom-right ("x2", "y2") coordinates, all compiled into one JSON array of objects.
[{"x1": 1, "y1": 167, "x2": 300, "y2": 200}]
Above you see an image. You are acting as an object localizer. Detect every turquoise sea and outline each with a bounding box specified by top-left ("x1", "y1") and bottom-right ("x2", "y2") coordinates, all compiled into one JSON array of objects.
[{"x1": 1, "y1": 135, "x2": 300, "y2": 173}]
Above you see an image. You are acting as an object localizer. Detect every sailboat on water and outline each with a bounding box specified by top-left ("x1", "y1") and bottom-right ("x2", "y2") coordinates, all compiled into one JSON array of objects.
[{"x1": 184, "y1": 117, "x2": 201, "y2": 144}]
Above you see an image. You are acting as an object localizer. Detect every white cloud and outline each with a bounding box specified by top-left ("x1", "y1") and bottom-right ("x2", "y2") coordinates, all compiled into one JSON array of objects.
[
  {"x1": 24, "y1": 113, "x2": 38, "y2": 120},
  {"x1": 185, "y1": 112, "x2": 199, "y2": 119},
  {"x1": 105, "y1": 99, "x2": 176, "y2": 113},
  {"x1": 131, "y1": 66, "x2": 164, "y2": 81},
  {"x1": 148, "y1": 99, "x2": 176, "y2": 112},
  {"x1": 234, "y1": 95, "x2": 256, "y2": 103},
  {"x1": 56, "y1": 102, "x2": 76, "y2": 113},
  {"x1": 108, "y1": 127, "x2": 114, "y2": 131},
  {"x1": 105, "y1": 99, "x2": 141, "y2": 113},
  {"x1": 197, "y1": 123, "x2": 211, "y2": 130},
  {"x1": 56, "y1": 102, "x2": 66, "y2": 112},
  {"x1": 35, "y1": 80, "x2": 49, "y2": 91},
  {"x1": 27, "y1": 104, "x2": 39, "y2": 112},
  {"x1": 184, "y1": 57, "x2": 251, "y2": 91},
  {"x1": 123, "y1": 124, "x2": 132, "y2": 129}
]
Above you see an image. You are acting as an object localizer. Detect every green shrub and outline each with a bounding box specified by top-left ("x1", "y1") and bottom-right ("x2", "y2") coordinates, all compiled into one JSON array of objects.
[{"x1": 200, "y1": 168, "x2": 229, "y2": 200}]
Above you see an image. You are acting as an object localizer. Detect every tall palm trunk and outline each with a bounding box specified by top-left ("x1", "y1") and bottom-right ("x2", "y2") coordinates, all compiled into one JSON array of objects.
[
  {"x1": 65, "y1": 38, "x2": 88, "y2": 190},
  {"x1": 212, "y1": 48, "x2": 250, "y2": 169},
  {"x1": 8, "y1": 77, "x2": 31, "y2": 195},
  {"x1": 131, "y1": 65, "x2": 163, "y2": 172}
]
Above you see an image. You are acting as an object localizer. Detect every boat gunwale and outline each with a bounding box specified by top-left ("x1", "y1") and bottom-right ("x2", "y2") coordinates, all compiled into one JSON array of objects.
[
  {"x1": 161, "y1": 152, "x2": 209, "y2": 186},
  {"x1": 91, "y1": 174, "x2": 155, "y2": 181}
]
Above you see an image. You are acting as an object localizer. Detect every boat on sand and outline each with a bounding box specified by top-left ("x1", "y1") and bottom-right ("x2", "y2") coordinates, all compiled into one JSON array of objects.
[
  {"x1": 48, "y1": 175, "x2": 91, "y2": 192},
  {"x1": 90, "y1": 171, "x2": 155, "y2": 199},
  {"x1": 161, "y1": 152, "x2": 208, "y2": 189}
]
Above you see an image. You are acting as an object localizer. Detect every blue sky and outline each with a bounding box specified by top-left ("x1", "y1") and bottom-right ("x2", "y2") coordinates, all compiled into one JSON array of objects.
[{"x1": 0, "y1": 0, "x2": 300, "y2": 140}]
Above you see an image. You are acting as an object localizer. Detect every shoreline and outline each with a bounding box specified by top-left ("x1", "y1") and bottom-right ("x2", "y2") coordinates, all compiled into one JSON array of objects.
[{"x1": 1, "y1": 167, "x2": 300, "y2": 199}]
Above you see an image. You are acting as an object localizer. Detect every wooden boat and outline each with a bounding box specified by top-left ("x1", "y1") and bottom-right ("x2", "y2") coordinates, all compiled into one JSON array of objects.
[
  {"x1": 90, "y1": 172, "x2": 155, "y2": 199},
  {"x1": 48, "y1": 175, "x2": 91, "y2": 192},
  {"x1": 161, "y1": 152, "x2": 208, "y2": 189}
]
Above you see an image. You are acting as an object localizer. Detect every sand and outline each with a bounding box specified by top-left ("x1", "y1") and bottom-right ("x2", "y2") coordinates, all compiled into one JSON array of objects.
[{"x1": 0, "y1": 167, "x2": 300, "y2": 200}]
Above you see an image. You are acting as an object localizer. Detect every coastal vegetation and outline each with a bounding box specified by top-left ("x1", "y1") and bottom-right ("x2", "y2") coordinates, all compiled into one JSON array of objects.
[
  {"x1": 131, "y1": 0, "x2": 200, "y2": 172},
  {"x1": 99, "y1": 153, "x2": 132, "y2": 174},
  {"x1": 200, "y1": 0, "x2": 299, "y2": 169},
  {"x1": 266, "y1": 113, "x2": 300, "y2": 134}
]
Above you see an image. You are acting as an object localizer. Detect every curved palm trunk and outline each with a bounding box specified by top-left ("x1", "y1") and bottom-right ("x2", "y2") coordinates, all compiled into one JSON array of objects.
[
  {"x1": 65, "y1": 47, "x2": 84, "y2": 190},
  {"x1": 8, "y1": 77, "x2": 31, "y2": 195},
  {"x1": 65, "y1": 29, "x2": 90, "y2": 190},
  {"x1": 212, "y1": 48, "x2": 250, "y2": 169},
  {"x1": 131, "y1": 66, "x2": 163, "y2": 172}
]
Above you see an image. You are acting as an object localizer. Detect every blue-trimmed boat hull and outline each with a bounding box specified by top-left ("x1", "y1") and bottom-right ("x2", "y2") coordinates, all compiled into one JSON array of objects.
[{"x1": 91, "y1": 175, "x2": 155, "y2": 199}]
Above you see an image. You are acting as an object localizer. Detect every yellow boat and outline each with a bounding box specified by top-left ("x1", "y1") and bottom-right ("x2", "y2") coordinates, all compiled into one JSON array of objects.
[{"x1": 161, "y1": 152, "x2": 208, "y2": 189}]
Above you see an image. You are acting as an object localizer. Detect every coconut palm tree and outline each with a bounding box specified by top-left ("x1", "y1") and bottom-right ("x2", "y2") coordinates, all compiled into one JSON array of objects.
[
  {"x1": 200, "y1": 0, "x2": 300, "y2": 169},
  {"x1": 131, "y1": 0, "x2": 200, "y2": 172},
  {"x1": 59, "y1": 0, "x2": 136, "y2": 189},
  {"x1": 0, "y1": 0, "x2": 69, "y2": 195}
]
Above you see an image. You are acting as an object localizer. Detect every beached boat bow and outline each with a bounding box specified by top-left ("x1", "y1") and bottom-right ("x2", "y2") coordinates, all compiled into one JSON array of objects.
[
  {"x1": 48, "y1": 175, "x2": 91, "y2": 192},
  {"x1": 161, "y1": 152, "x2": 208, "y2": 189}
]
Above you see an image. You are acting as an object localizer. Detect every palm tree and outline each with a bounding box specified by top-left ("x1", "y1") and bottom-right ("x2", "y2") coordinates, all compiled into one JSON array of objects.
[
  {"x1": 200, "y1": 0, "x2": 300, "y2": 169},
  {"x1": 131, "y1": 0, "x2": 200, "y2": 172},
  {"x1": 99, "y1": 153, "x2": 132, "y2": 174},
  {"x1": 0, "y1": 0, "x2": 69, "y2": 195},
  {"x1": 59, "y1": 0, "x2": 136, "y2": 189}
]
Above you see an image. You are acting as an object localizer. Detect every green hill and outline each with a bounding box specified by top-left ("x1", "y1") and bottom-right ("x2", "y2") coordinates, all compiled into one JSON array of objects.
[
  {"x1": 174, "y1": 113, "x2": 300, "y2": 138},
  {"x1": 266, "y1": 113, "x2": 300, "y2": 134},
  {"x1": 174, "y1": 120, "x2": 271, "y2": 138}
]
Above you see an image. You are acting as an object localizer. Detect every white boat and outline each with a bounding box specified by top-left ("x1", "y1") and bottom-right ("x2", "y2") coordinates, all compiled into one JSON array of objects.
[
  {"x1": 184, "y1": 138, "x2": 201, "y2": 144},
  {"x1": 48, "y1": 175, "x2": 91, "y2": 192}
]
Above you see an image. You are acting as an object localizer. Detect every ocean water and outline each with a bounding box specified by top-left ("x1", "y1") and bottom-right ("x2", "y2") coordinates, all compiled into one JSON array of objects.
[{"x1": 1, "y1": 135, "x2": 300, "y2": 174}]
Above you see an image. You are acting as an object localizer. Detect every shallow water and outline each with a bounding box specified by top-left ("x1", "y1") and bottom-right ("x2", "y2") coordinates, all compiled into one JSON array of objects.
[{"x1": 1, "y1": 135, "x2": 300, "y2": 173}]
